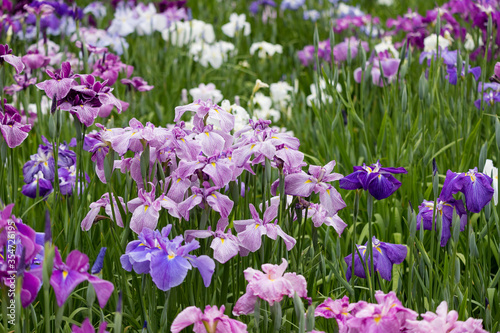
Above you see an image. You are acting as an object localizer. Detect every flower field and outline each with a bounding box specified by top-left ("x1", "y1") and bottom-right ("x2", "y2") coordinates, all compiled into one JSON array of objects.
[{"x1": 1, "y1": 0, "x2": 500, "y2": 332}]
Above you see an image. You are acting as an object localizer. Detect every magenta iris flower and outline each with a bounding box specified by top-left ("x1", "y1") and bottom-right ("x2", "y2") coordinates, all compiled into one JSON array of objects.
[
  {"x1": 0, "y1": 106, "x2": 32, "y2": 148},
  {"x1": 121, "y1": 225, "x2": 215, "y2": 291},
  {"x1": 344, "y1": 237, "x2": 407, "y2": 281},
  {"x1": 315, "y1": 295, "x2": 355, "y2": 331},
  {"x1": 339, "y1": 161, "x2": 407, "y2": 200},
  {"x1": 440, "y1": 168, "x2": 494, "y2": 213},
  {"x1": 35, "y1": 61, "x2": 76, "y2": 100},
  {"x1": 233, "y1": 258, "x2": 308, "y2": 315},
  {"x1": 347, "y1": 291, "x2": 417, "y2": 332},
  {"x1": 171, "y1": 305, "x2": 247, "y2": 333},
  {"x1": 50, "y1": 248, "x2": 114, "y2": 307},
  {"x1": 0, "y1": 44, "x2": 25, "y2": 74}
]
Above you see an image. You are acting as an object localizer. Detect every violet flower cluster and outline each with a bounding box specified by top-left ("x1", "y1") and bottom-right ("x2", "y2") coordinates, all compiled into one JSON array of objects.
[{"x1": 21, "y1": 136, "x2": 81, "y2": 198}]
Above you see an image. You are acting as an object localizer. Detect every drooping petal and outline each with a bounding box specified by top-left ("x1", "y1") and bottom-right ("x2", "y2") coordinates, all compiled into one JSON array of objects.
[{"x1": 171, "y1": 306, "x2": 203, "y2": 333}]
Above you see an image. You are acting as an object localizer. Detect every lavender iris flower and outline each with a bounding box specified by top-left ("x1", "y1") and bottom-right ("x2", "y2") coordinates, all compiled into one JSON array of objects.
[
  {"x1": 185, "y1": 218, "x2": 242, "y2": 263},
  {"x1": 121, "y1": 225, "x2": 215, "y2": 291},
  {"x1": 36, "y1": 61, "x2": 76, "y2": 100},
  {"x1": 233, "y1": 198, "x2": 296, "y2": 252},
  {"x1": 440, "y1": 168, "x2": 494, "y2": 213},
  {"x1": 50, "y1": 247, "x2": 114, "y2": 307},
  {"x1": 178, "y1": 182, "x2": 234, "y2": 221},
  {"x1": 339, "y1": 161, "x2": 407, "y2": 200},
  {"x1": 344, "y1": 237, "x2": 407, "y2": 281},
  {"x1": 285, "y1": 160, "x2": 346, "y2": 216}
]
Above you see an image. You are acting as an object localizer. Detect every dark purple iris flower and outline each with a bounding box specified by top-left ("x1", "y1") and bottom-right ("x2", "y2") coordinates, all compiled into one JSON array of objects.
[
  {"x1": 344, "y1": 237, "x2": 407, "y2": 281},
  {"x1": 339, "y1": 161, "x2": 407, "y2": 200},
  {"x1": 417, "y1": 198, "x2": 467, "y2": 246},
  {"x1": 440, "y1": 168, "x2": 494, "y2": 213},
  {"x1": 50, "y1": 247, "x2": 114, "y2": 307},
  {"x1": 58, "y1": 74, "x2": 122, "y2": 127}
]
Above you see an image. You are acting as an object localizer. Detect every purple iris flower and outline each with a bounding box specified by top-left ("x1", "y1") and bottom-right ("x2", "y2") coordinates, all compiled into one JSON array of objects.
[
  {"x1": 36, "y1": 61, "x2": 76, "y2": 100},
  {"x1": 22, "y1": 50, "x2": 50, "y2": 71},
  {"x1": 92, "y1": 53, "x2": 133, "y2": 86},
  {"x1": 417, "y1": 198, "x2": 467, "y2": 246},
  {"x1": 71, "y1": 318, "x2": 109, "y2": 333},
  {"x1": 50, "y1": 247, "x2": 114, "y2": 307},
  {"x1": 440, "y1": 168, "x2": 494, "y2": 213},
  {"x1": 249, "y1": 0, "x2": 276, "y2": 14},
  {"x1": 233, "y1": 198, "x2": 296, "y2": 252},
  {"x1": 4, "y1": 73, "x2": 38, "y2": 95},
  {"x1": 0, "y1": 106, "x2": 32, "y2": 148},
  {"x1": 121, "y1": 77, "x2": 154, "y2": 92},
  {"x1": 0, "y1": 204, "x2": 44, "y2": 308},
  {"x1": 185, "y1": 218, "x2": 242, "y2": 264},
  {"x1": 339, "y1": 161, "x2": 407, "y2": 200},
  {"x1": 475, "y1": 82, "x2": 500, "y2": 109},
  {"x1": 58, "y1": 74, "x2": 122, "y2": 127},
  {"x1": 121, "y1": 225, "x2": 215, "y2": 291},
  {"x1": 285, "y1": 160, "x2": 346, "y2": 216},
  {"x1": 0, "y1": 44, "x2": 25, "y2": 74},
  {"x1": 21, "y1": 171, "x2": 54, "y2": 198},
  {"x1": 344, "y1": 237, "x2": 407, "y2": 281}
]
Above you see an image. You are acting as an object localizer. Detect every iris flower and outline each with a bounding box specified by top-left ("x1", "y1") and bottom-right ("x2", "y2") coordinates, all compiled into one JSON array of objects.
[
  {"x1": 233, "y1": 258, "x2": 308, "y2": 315},
  {"x1": 344, "y1": 237, "x2": 407, "y2": 281},
  {"x1": 171, "y1": 305, "x2": 247, "y2": 333},
  {"x1": 121, "y1": 225, "x2": 215, "y2": 291},
  {"x1": 50, "y1": 248, "x2": 114, "y2": 307},
  {"x1": 339, "y1": 161, "x2": 407, "y2": 200}
]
